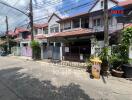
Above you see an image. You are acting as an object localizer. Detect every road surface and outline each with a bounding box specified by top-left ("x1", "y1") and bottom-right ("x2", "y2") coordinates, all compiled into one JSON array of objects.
[{"x1": 0, "y1": 56, "x2": 132, "y2": 100}]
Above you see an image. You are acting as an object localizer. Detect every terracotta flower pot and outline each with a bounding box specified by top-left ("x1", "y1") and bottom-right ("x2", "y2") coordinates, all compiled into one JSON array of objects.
[{"x1": 111, "y1": 69, "x2": 124, "y2": 77}]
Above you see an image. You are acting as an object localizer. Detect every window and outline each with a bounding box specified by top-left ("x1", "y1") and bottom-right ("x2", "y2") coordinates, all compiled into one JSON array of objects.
[
  {"x1": 81, "y1": 18, "x2": 89, "y2": 28},
  {"x1": 43, "y1": 28, "x2": 48, "y2": 34},
  {"x1": 38, "y1": 28, "x2": 43, "y2": 34},
  {"x1": 45, "y1": 29, "x2": 48, "y2": 34},
  {"x1": 64, "y1": 21, "x2": 71, "y2": 30},
  {"x1": 50, "y1": 24, "x2": 59, "y2": 33},
  {"x1": 93, "y1": 20, "x2": 96, "y2": 26},
  {"x1": 34, "y1": 29, "x2": 38, "y2": 35},
  {"x1": 73, "y1": 19, "x2": 80, "y2": 28},
  {"x1": 97, "y1": 19, "x2": 101, "y2": 26},
  {"x1": 55, "y1": 27, "x2": 59, "y2": 32},
  {"x1": 101, "y1": 1, "x2": 104, "y2": 8},
  {"x1": 93, "y1": 18, "x2": 101, "y2": 27},
  {"x1": 50, "y1": 28, "x2": 54, "y2": 33}
]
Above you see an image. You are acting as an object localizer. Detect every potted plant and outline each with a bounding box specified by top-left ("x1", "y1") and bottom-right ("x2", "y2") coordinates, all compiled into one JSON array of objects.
[
  {"x1": 86, "y1": 61, "x2": 92, "y2": 73},
  {"x1": 99, "y1": 47, "x2": 109, "y2": 76},
  {"x1": 110, "y1": 53, "x2": 124, "y2": 77},
  {"x1": 120, "y1": 27, "x2": 132, "y2": 78},
  {"x1": 86, "y1": 55, "x2": 94, "y2": 73}
]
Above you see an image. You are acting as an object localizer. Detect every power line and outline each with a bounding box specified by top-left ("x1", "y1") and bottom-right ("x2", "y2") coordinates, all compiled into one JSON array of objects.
[
  {"x1": 33, "y1": 0, "x2": 95, "y2": 13},
  {"x1": 0, "y1": 0, "x2": 96, "y2": 31},
  {"x1": 0, "y1": 1, "x2": 28, "y2": 16},
  {"x1": 13, "y1": 0, "x2": 95, "y2": 25}
]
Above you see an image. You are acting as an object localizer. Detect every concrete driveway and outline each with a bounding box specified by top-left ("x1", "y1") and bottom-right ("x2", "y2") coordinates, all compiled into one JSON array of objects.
[{"x1": 0, "y1": 56, "x2": 132, "y2": 100}]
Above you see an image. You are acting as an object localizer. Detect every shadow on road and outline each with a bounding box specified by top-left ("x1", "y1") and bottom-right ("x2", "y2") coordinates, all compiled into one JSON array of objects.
[
  {"x1": 0, "y1": 67, "x2": 93, "y2": 100},
  {"x1": 101, "y1": 75, "x2": 107, "y2": 84}
]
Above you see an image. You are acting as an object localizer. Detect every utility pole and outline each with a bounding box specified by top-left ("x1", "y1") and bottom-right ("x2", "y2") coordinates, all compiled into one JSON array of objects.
[
  {"x1": 6, "y1": 16, "x2": 10, "y2": 54},
  {"x1": 29, "y1": 0, "x2": 34, "y2": 59},
  {"x1": 29, "y1": 0, "x2": 34, "y2": 41},
  {"x1": 104, "y1": 0, "x2": 109, "y2": 47},
  {"x1": 102, "y1": 0, "x2": 109, "y2": 75}
]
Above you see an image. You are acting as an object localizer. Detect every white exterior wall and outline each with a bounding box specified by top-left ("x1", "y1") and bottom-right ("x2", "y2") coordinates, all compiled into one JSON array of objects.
[
  {"x1": 129, "y1": 45, "x2": 132, "y2": 59},
  {"x1": 89, "y1": 0, "x2": 124, "y2": 33},
  {"x1": 89, "y1": 15, "x2": 124, "y2": 33},
  {"x1": 48, "y1": 15, "x2": 60, "y2": 34},
  {"x1": 90, "y1": 0, "x2": 117, "y2": 12}
]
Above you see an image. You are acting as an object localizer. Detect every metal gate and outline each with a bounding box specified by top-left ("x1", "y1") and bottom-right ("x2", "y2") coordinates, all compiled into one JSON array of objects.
[
  {"x1": 62, "y1": 46, "x2": 91, "y2": 62},
  {"x1": 52, "y1": 46, "x2": 60, "y2": 60},
  {"x1": 43, "y1": 46, "x2": 53, "y2": 59},
  {"x1": 21, "y1": 46, "x2": 32, "y2": 57}
]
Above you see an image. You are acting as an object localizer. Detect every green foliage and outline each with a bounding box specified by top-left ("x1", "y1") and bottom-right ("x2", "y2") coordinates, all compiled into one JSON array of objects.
[
  {"x1": 85, "y1": 55, "x2": 94, "y2": 73},
  {"x1": 30, "y1": 40, "x2": 41, "y2": 60},
  {"x1": 99, "y1": 47, "x2": 108, "y2": 61},
  {"x1": 110, "y1": 53, "x2": 123, "y2": 69},
  {"x1": 86, "y1": 55, "x2": 93, "y2": 68},
  {"x1": 110, "y1": 27, "x2": 132, "y2": 67},
  {"x1": 122, "y1": 27, "x2": 132, "y2": 45},
  {"x1": 121, "y1": 27, "x2": 132, "y2": 63},
  {"x1": 30, "y1": 40, "x2": 40, "y2": 48}
]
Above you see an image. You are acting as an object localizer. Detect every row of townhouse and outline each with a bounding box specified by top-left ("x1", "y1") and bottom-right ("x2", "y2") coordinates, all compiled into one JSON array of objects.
[{"x1": 12, "y1": 0, "x2": 132, "y2": 62}]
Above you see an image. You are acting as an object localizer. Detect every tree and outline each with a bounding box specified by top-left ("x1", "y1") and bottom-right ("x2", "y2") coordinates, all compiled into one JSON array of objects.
[{"x1": 121, "y1": 27, "x2": 132, "y2": 63}]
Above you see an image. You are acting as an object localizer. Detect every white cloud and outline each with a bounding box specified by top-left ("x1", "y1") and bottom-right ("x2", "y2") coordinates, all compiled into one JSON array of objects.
[{"x1": 0, "y1": 0, "x2": 127, "y2": 32}]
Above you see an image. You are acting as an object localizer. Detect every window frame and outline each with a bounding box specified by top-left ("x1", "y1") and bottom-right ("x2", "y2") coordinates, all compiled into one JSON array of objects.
[
  {"x1": 93, "y1": 18, "x2": 101, "y2": 27},
  {"x1": 50, "y1": 24, "x2": 59, "y2": 33},
  {"x1": 64, "y1": 21, "x2": 71, "y2": 30}
]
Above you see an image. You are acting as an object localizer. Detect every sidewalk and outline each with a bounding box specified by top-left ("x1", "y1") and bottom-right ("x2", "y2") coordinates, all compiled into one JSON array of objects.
[
  {"x1": 9, "y1": 56, "x2": 132, "y2": 84},
  {"x1": 9, "y1": 55, "x2": 87, "y2": 69}
]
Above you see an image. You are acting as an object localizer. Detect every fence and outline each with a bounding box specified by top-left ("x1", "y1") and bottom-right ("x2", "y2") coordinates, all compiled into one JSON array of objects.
[
  {"x1": 11, "y1": 47, "x2": 21, "y2": 56},
  {"x1": 21, "y1": 46, "x2": 32, "y2": 57}
]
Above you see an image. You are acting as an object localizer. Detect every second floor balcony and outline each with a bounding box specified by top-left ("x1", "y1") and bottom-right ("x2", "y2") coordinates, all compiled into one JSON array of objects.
[{"x1": 60, "y1": 17, "x2": 89, "y2": 32}]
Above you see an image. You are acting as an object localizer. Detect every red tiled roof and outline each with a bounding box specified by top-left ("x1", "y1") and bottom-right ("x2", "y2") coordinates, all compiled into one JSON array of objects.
[
  {"x1": 124, "y1": 23, "x2": 132, "y2": 28},
  {"x1": 35, "y1": 34, "x2": 47, "y2": 39},
  {"x1": 34, "y1": 23, "x2": 48, "y2": 29},
  {"x1": 48, "y1": 28, "x2": 93, "y2": 38},
  {"x1": 15, "y1": 28, "x2": 29, "y2": 35},
  {"x1": 8, "y1": 31, "x2": 16, "y2": 36},
  {"x1": 119, "y1": 0, "x2": 132, "y2": 6}
]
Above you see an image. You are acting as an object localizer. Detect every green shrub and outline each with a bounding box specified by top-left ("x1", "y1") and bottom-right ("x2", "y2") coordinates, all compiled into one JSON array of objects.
[
  {"x1": 30, "y1": 40, "x2": 40, "y2": 48},
  {"x1": 30, "y1": 40, "x2": 41, "y2": 60},
  {"x1": 110, "y1": 53, "x2": 123, "y2": 69}
]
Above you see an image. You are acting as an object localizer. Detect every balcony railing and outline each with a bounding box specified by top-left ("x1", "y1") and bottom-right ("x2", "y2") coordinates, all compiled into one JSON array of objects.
[{"x1": 92, "y1": 23, "x2": 124, "y2": 33}]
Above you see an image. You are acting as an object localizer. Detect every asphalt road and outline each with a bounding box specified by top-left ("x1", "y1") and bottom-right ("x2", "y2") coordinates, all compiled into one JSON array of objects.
[{"x1": 0, "y1": 56, "x2": 132, "y2": 100}]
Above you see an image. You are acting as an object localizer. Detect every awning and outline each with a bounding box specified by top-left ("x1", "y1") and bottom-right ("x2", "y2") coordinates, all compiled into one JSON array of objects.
[{"x1": 47, "y1": 28, "x2": 93, "y2": 38}]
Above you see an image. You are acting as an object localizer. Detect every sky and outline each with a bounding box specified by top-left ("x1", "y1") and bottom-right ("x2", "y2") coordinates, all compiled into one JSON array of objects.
[{"x1": 0, "y1": 0, "x2": 125, "y2": 34}]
